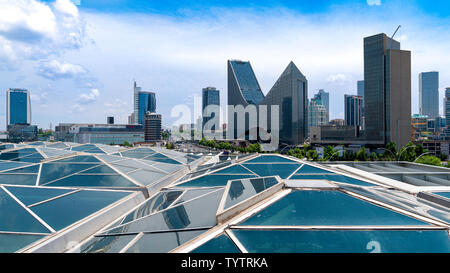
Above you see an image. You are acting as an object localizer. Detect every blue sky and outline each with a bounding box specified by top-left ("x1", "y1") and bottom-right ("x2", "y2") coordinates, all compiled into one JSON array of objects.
[{"x1": 0, "y1": 0, "x2": 449, "y2": 130}]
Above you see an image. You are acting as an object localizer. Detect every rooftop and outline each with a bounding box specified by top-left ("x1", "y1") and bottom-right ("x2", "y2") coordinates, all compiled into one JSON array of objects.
[{"x1": 0, "y1": 143, "x2": 449, "y2": 253}]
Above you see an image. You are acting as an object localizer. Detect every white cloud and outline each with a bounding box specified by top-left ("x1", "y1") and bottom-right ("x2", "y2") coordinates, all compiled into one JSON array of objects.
[
  {"x1": 0, "y1": 0, "x2": 85, "y2": 69},
  {"x1": 367, "y1": 0, "x2": 381, "y2": 6},
  {"x1": 78, "y1": 88, "x2": 99, "y2": 104},
  {"x1": 326, "y1": 74, "x2": 352, "y2": 85},
  {"x1": 36, "y1": 59, "x2": 87, "y2": 79}
]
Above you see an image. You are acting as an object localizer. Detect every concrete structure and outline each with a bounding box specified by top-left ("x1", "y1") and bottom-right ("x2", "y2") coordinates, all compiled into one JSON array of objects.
[
  {"x1": 419, "y1": 72, "x2": 439, "y2": 119},
  {"x1": 144, "y1": 112, "x2": 162, "y2": 142},
  {"x1": 309, "y1": 125, "x2": 362, "y2": 145},
  {"x1": 6, "y1": 88, "x2": 31, "y2": 126},
  {"x1": 330, "y1": 119, "x2": 345, "y2": 126},
  {"x1": 363, "y1": 33, "x2": 411, "y2": 148}
]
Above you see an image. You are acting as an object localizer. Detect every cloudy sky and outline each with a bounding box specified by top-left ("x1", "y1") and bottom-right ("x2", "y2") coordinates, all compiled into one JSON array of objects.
[{"x1": 0, "y1": 0, "x2": 449, "y2": 130}]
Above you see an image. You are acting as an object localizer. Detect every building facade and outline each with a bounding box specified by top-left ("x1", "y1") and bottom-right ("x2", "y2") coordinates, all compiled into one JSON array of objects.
[
  {"x1": 7, "y1": 124, "x2": 38, "y2": 142},
  {"x1": 144, "y1": 112, "x2": 162, "y2": 142},
  {"x1": 363, "y1": 33, "x2": 411, "y2": 148},
  {"x1": 419, "y1": 72, "x2": 439, "y2": 119},
  {"x1": 308, "y1": 99, "x2": 327, "y2": 128},
  {"x1": 313, "y1": 89, "x2": 329, "y2": 124},
  {"x1": 261, "y1": 62, "x2": 308, "y2": 145},
  {"x1": 55, "y1": 123, "x2": 144, "y2": 144},
  {"x1": 345, "y1": 95, "x2": 363, "y2": 127},
  {"x1": 138, "y1": 91, "x2": 156, "y2": 125},
  {"x1": 6, "y1": 88, "x2": 31, "y2": 126},
  {"x1": 202, "y1": 87, "x2": 220, "y2": 137},
  {"x1": 357, "y1": 80, "x2": 365, "y2": 98}
]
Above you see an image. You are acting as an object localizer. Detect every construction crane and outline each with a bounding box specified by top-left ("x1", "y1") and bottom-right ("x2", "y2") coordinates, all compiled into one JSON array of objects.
[{"x1": 391, "y1": 25, "x2": 401, "y2": 40}]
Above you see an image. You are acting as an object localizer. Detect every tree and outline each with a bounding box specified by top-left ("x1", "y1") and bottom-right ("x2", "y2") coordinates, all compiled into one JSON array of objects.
[
  {"x1": 416, "y1": 155, "x2": 441, "y2": 166},
  {"x1": 370, "y1": 152, "x2": 378, "y2": 161},
  {"x1": 123, "y1": 141, "x2": 132, "y2": 147},
  {"x1": 356, "y1": 147, "x2": 368, "y2": 161},
  {"x1": 306, "y1": 150, "x2": 319, "y2": 161}
]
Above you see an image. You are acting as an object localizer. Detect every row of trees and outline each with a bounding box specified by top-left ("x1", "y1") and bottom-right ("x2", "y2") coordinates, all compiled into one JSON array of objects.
[
  {"x1": 286, "y1": 141, "x2": 446, "y2": 167},
  {"x1": 198, "y1": 138, "x2": 262, "y2": 153}
]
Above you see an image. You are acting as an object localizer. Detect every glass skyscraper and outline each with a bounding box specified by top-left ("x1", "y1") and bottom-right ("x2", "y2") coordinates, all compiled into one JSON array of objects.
[
  {"x1": 313, "y1": 89, "x2": 329, "y2": 124},
  {"x1": 308, "y1": 99, "x2": 327, "y2": 127},
  {"x1": 133, "y1": 81, "x2": 156, "y2": 125},
  {"x1": 227, "y1": 60, "x2": 308, "y2": 145},
  {"x1": 137, "y1": 92, "x2": 156, "y2": 125},
  {"x1": 202, "y1": 87, "x2": 220, "y2": 136},
  {"x1": 261, "y1": 61, "x2": 308, "y2": 145},
  {"x1": 6, "y1": 88, "x2": 31, "y2": 126},
  {"x1": 357, "y1": 80, "x2": 365, "y2": 98},
  {"x1": 345, "y1": 95, "x2": 363, "y2": 127},
  {"x1": 419, "y1": 71, "x2": 439, "y2": 119},
  {"x1": 227, "y1": 60, "x2": 265, "y2": 140},
  {"x1": 363, "y1": 33, "x2": 411, "y2": 148}
]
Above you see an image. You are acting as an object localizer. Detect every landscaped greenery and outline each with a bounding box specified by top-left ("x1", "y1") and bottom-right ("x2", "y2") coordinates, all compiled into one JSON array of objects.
[
  {"x1": 287, "y1": 141, "x2": 448, "y2": 168},
  {"x1": 198, "y1": 138, "x2": 262, "y2": 153}
]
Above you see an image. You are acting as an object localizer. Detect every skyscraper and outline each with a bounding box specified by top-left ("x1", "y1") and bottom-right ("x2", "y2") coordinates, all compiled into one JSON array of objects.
[
  {"x1": 357, "y1": 80, "x2": 365, "y2": 98},
  {"x1": 419, "y1": 71, "x2": 439, "y2": 119},
  {"x1": 260, "y1": 61, "x2": 308, "y2": 145},
  {"x1": 202, "y1": 87, "x2": 220, "y2": 137},
  {"x1": 345, "y1": 95, "x2": 363, "y2": 127},
  {"x1": 138, "y1": 91, "x2": 156, "y2": 125},
  {"x1": 363, "y1": 33, "x2": 411, "y2": 148},
  {"x1": 133, "y1": 81, "x2": 156, "y2": 125},
  {"x1": 144, "y1": 112, "x2": 162, "y2": 142},
  {"x1": 313, "y1": 89, "x2": 329, "y2": 123},
  {"x1": 445, "y1": 88, "x2": 450, "y2": 133},
  {"x1": 308, "y1": 99, "x2": 327, "y2": 127},
  {"x1": 227, "y1": 60, "x2": 265, "y2": 139},
  {"x1": 6, "y1": 88, "x2": 31, "y2": 126}
]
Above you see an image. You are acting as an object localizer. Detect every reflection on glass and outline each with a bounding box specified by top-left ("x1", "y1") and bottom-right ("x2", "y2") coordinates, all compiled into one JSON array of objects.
[{"x1": 224, "y1": 177, "x2": 278, "y2": 210}]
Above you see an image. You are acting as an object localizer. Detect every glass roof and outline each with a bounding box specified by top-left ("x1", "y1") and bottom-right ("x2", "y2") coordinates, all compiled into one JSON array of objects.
[{"x1": 0, "y1": 147, "x2": 449, "y2": 253}]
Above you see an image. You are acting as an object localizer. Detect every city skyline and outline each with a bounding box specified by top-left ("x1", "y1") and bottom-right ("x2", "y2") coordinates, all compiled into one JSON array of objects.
[{"x1": 0, "y1": 0, "x2": 450, "y2": 130}]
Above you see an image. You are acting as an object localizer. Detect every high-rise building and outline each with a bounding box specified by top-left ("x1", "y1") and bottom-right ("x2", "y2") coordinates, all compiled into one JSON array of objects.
[
  {"x1": 308, "y1": 98, "x2": 327, "y2": 128},
  {"x1": 345, "y1": 95, "x2": 363, "y2": 127},
  {"x1": 313, "y1": 89, "x2": 329, "y2": 123},
  {"x1": 357, "y1": 80, "x2": 365, "y2": 98},
  {"x1": 133, "y1": 81, "x2": 156, "y2": 125},
  {"x1": 6, "y1": 88, "x2": 31, "y2": 126},
  {"x1": 144, "y1": 112, "x2": 162, "y2": 142},
  {"x1": 445, "y1": 88, "x2": 450, "y2": 134},
  {"x1": 202, "y1": 87, "x2": 220, "y2": 137},
  {"x1": 227, "y1": 60, "x2": 265, "y2": 140},
  {"x1": 419, "y1": 71, "x2": 439, "y2": 119},
  {"x1": 363, "y1": 33, "x2": 411, "y2": 148},
  {"x1": 260, "y1": 61, "x2": 308, "y2": 145}
]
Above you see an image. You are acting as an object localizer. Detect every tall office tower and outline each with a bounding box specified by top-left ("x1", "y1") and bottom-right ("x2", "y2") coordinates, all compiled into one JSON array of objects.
[
  {"x1": 261, "y1": 62, "x2": 308, "y2": 145},
  {"x1": 144, "y1": 112, "x2": 162, "y2": 142},
  {"x1": 308, "y1": 98, "x2": 327, "y2": 127},
  {"x1": 202, "y1": 87, "x2": 220, "y2": 137},
  {"x1": 133, "y1": 81, "x2": 157, "y2": 125},
  {"x1": 137, "y1": 91, "x2": 156, "y2": 125},
  {"x1": 363, "y1": 33, "x2": 411, "y2": 148},
  {"x1": 445, "y1": 88, "x2": 450, "y2": 133},
  {"x1": 133, "y1": 81, "x2": 141, "y2": 123},
  {"x1": 313, "y1": 89, "x2": 329, "y2": 124},
  {"x1": 6, "y1": 88, "x2": 31, "y2": 126},
  {"x1": 227, "y1": 60, "x2": 265, "y2": 139},
  {"x1": 345, "y1": 95, "x2": 363, "y2": 127},
  {"x1": 357, "y1": 81, "x2": 365, "y2": 98},
  {"x1": 419, "y1": 71, "x2": 439, "y2": 119}
]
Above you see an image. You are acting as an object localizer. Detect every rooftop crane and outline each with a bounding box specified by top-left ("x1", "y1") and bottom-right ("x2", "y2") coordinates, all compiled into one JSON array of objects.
[{"x1": 391, "y1": 25, "x2": 401, "y2": 40}]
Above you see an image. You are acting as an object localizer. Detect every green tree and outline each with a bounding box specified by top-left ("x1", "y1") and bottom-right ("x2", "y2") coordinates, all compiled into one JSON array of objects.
[
  {"x1": 415, "y1": 155, "x2": 441, "y2": 166},
  {"x1": 356, "y1": 147, "x2": 368, "y2": 161},
  {"x1": 306, "y1": 150, "x2": 319, "y2": 161},
  {"x1": 370, "y1": 152, "x2": 378, "y2": 161}
]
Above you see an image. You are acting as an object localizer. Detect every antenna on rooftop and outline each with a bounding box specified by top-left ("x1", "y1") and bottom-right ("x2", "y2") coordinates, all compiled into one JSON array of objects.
[{"x1": 391, "y1": 25, "x2": 401, "y2": 40}]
